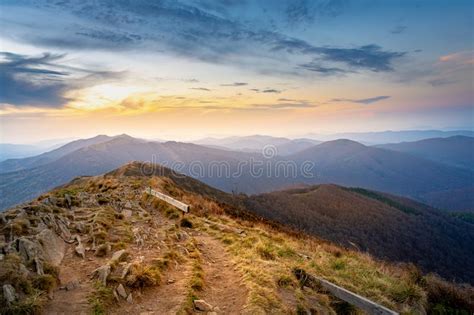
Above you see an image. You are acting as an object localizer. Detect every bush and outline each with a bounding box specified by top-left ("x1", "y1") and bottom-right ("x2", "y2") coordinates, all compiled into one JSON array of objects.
[
  {"x1": 424, "y1": 275, "x2": 474, "y2": 314},
  {"x1": 88, "y1": 282, "x2": 114, "y2": 315}
]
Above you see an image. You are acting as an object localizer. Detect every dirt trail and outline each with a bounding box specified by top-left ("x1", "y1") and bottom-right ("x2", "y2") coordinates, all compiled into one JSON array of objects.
[
  {"x1": 114, "y1": 262, "x2": 191, "y2": 315},
  {"x1": 43, "y1": 245, "x2": 102, "y2": 315},
  {"x1": 195, "y1": 234, "x2": 248, "y2": 314}
]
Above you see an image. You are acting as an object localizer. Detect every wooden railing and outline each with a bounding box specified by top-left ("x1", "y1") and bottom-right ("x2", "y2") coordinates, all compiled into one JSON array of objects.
[
  {"x1": 294, "y1": 269, "x2": 399, "y2": 315},
  {"x1": 145, "y1": 187, "x2": 190, "y2": 213}
]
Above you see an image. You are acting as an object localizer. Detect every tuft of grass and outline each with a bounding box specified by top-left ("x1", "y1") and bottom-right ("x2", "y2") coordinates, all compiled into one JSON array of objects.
[
  {"x1": 88, "y1": 281, "x2": 114, "y2": 315},
  {"x1": 332, "y1": 259, "x2": 346, "y2": 271},
  {"x1": 256, "y1": 242, "x2": 276, "y2": 260},
  {"x1": 390, "y1": 282, "x2": 425, "y2": 304},
  {"x1": 32, "y1": 274, "x2": 56, "y2": 292},
  {"x1": 126, "y1": 263, "x2": 161, "y2": 288},
  {"x1": 94, "y1": 243, "x2": 110, "y2": 257},
  {"x1": 277, "y1": 274, "x2": 295, "y2": 288},
  {"x1": 3, "y1": 291, "x2": 46, "y2": 315}
]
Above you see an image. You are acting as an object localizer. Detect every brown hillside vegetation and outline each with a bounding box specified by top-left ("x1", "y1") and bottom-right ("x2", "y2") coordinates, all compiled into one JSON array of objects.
[
  {"x1": 0, "y1": 162, "x2": 473, "y2": 314},
  {"x1": 242, "y1": 185, "x2": 474, "y2": 283}
]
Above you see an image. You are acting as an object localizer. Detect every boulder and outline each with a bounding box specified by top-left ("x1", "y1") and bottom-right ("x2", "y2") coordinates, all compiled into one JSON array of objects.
[
  {"x1": 193, "y1": 299, "x2": 213, "y2": 311},
  {"x1": 37, "y1": 229, "x2": 65, "y2": 266},
  {"x1": 3, "y1": 284, "x2": 17, "y2": 305}
]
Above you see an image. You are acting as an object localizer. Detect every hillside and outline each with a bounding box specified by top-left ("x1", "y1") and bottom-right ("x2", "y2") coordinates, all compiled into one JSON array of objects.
[
  {"x1": 242, "y1": 184, "x2": 474, "y2": 283},
  {"x1": 378, "y1": 136, "x2": 474, "y2": 171},
  {"x1": 288, "y1": 139, "x2": 474, "y2": 210},
  {"x1": 1, "y1": 162, "x2": 472, "y2": 314}
]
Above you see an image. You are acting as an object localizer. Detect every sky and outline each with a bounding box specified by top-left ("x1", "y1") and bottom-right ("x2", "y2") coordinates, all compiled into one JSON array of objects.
[{"x1": 0, "y1": 0, "x2": 473, "y2": 143}]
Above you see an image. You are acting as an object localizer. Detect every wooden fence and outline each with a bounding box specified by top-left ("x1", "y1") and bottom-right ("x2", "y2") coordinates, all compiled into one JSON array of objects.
[
  {"x1": 294, "y1": 269, "x2": 399, "y2": 315},
  {"x1": 145, "y1": 187, "x2": 190, "y2": 213}
]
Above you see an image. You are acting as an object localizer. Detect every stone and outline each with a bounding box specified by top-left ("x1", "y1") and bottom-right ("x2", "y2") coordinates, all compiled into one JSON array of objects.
[
  {"x1": 75, "y1": 243, "x2": 86, "y2": 259},
  {"x1": 116, "y1": 284, "x2": 127, "y2": 299},
  {"x1": 37, "y1": 229, "x2": 65, "y2": 266},
  {"x1": 193, "y1": 299, "x2": 213, "y2": 312},
  {"x1": 34, "y1": 257, "x2": 44, "y2": 275},
  {"x1": 64, "y1": 194, "x2": 72, "y2": 208},
  {"x1": 208, "y1": 312, "x2": 217, "y2": 315},
  {"x1": 121, "y1": 263, "x2": 132, "y2": 279},
  {"x1": 109, "y1": 249, "x2": 128, "y2": 265},
  {"x1": 166, "y1": 279, "x2": 175, "y2": 284},
  {"x1": 65, "y1": 280, "x2": 80, "y2": 291},
  {"x1": 123, "y1": 209, "x2": 133, "y2": 218},
  {"x1": 3, "y1": 284, "x2": 17, "y2": 305},
  {"x1": 93, "y1": 265, "x2": 111, "y2": 285},
  {"x1": 17, "y1": 237, "x2": 41, "y2": 262},
  {"x1": 126, "y1": 293, "x2": 133, "y2": 304}
]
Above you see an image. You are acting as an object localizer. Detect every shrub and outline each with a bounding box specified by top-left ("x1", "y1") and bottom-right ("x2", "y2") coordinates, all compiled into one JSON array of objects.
[{"x1": 424, "y1": 275, "x2": 474, "y2": 314}]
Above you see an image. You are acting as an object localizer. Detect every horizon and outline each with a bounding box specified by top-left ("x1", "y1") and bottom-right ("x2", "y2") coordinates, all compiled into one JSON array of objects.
[
  {"x1": 1, "y1": 0, "x2": 473, "y2": 143},
  {"x1": 2, "y1": 128, "x2": 474, "y2": 146}
]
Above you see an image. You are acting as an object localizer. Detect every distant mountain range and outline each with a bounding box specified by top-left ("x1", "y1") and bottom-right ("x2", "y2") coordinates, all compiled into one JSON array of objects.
[
  {"x1": 195, "y1": 135, "x2": 321, "y2": 155},
  {"x1": 0, "y1": 134, "x2": 472, "y2": 212},
  {"x1": 241, "y1": 184, "x2": 474, "y2": 283},
  {"x1": 377, "y1": 136, "x2": 474, "y2": 171},
  {"x1": 305, "y1": 129, "x2": 474, "y2": 144}
]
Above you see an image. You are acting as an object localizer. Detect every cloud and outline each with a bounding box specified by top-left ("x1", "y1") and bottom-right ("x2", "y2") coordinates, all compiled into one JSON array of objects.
[
  {"x1": 329, "y1": 95, "x2": 391, "y2": 104},
  {"x1": 220, "y1": 82, "x2": 248, "y2": 86},
  {"x1": 298, "y1": 62, "x2": 348, "y2": 75},
  {"x1": 0, "y1": 51, "x2": 123, "y2": 107},
  {"x1": 285, "y1": 0, "x2": 347, "y2": 25},
  {"x1": 439, "y1": 51, "x2": 474, "y2": 65},
  {"x1": 390, "y1": 25, "x2": 407, "y2": 34},
  {"x1": 252, "y1": 100, "x2": 316, "y2": 109},
  {"x1": 0, "y1": 1, "x2": 406, "y2": 77},
  {"x1": 190, "y1": 87, "x2": 212, "y2": 91},
  {"x1": 261, "y1": 89, "x2": 282, "y2": 93}
]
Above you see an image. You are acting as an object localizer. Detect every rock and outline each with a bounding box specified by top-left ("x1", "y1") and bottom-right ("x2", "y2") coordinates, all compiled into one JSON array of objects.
[
  {"x1": 17, "y1": 237, "x2": 42, "y2": 262},
  {"x1": 37, "y1": 229, "x2": 65, "y2": 266},
  {"x1": 166, "y1": 279, "x2": 175, "y2": 284},
  {"x1": 122, "y1": 209, "x2": 133, "y2": 219},
  {"x1": 213, "y1": 307, "x2": 221, "y2": 313},
  {"x1": 208, "y1": 312, "x2": 218, "y2": 315},
  {"x1": 34, "y1": 257, "x2": 44, "y2": 275},
  {"x1": 93, "y1": 265, "x2": 111, "y2": 285},
  {"x1": 121, "y1": 263, "x2": 132, "y2": 279},
  {"x1": 3, "y1": 284, "x2": 17, "y2": 305},
  {"x1": 75, "y1": 243, "x2": 86, "y2": 259},
  {"x1": 109, "y1": 249, "x2": 128, "y2": 265},
  {"x1": 65, "y1": 280, "x2": 80, "y2": 291},
  {"x1": 126, "y1": 293, "x2": 133, "y2": 304},
  {"x1": 116, "y1": 284, "x2": 127, "y2": 299},
  {"x1": 64, "y1": 194, "x2": 72, "y2": 208},
  {"x1": 193, "y1": 299, "x2": 213, "y2": 311}
]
